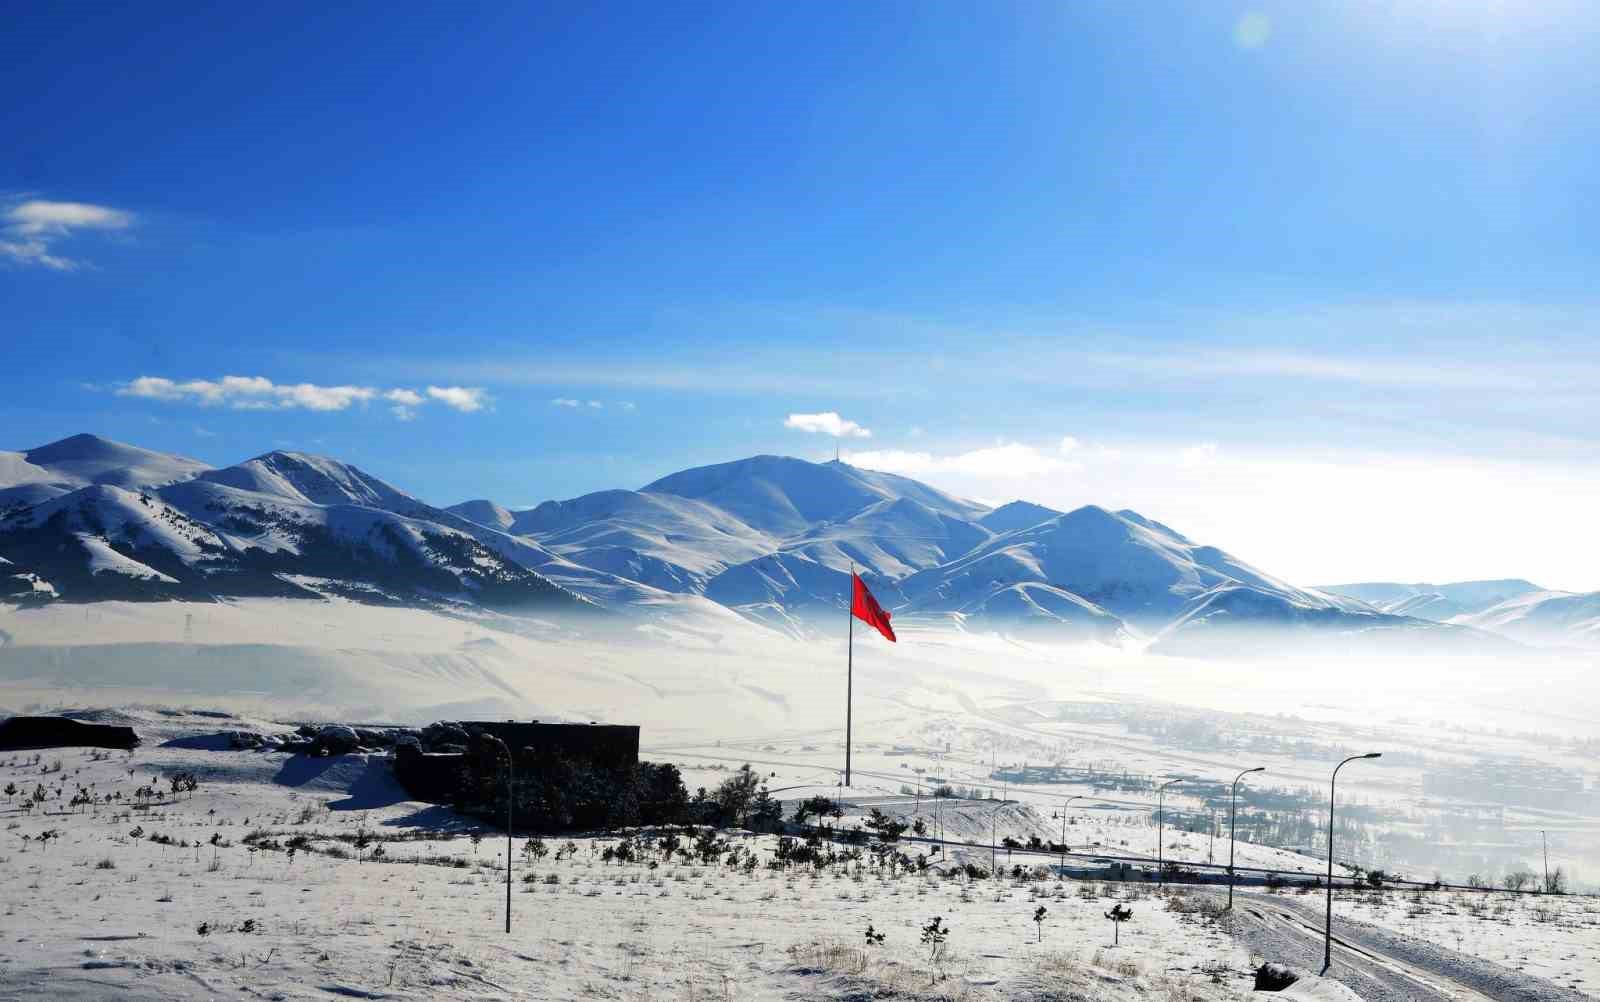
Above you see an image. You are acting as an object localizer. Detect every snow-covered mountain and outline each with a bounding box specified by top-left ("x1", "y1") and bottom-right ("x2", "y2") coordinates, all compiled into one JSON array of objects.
[
  {"x1": 0, "y1": 434, "x2": 1539, "y2": 655},
  {"x1": 0, "y1": 437, "x2": 589, "y2": 612},
  {"x1": 0, "y1": 433, "x2": 211, "y2": 514},
  {"x1": 642, "y1": 455, "x2": 989, "y2": 536},
  {"x1": 1319, "y1": 579, "x2": 1544, "y2": 622},
  {"x1": 1450, "y1": 589, "x2": 1600, "y2": 650}
]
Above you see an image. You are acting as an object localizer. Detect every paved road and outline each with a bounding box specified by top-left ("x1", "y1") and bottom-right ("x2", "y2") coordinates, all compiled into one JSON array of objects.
[{"x1": 1227, "y1": 891, "x2": 1589, "y2": 1002}]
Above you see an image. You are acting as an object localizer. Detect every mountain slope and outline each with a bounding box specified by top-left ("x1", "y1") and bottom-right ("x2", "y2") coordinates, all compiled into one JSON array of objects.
[
  {"x1": 1319, "y1": 579, "x2": 1543, "y2": 622},
  {"x1": 642, "y1": 455, "x2": 990, "y2": 536},
  {"x1": 0, "y1": 441, "x2": 590, "y2": 612},
  {"x1": 977, "y1": 500, "x2": 1061, "y2": 534},
  {"x1": 445, "y1": 499, "x2": 516, "y2": 532},
  {"x1": 1452, "y1": 590, "x2": 1600, "y2": 649},
  {"x1": 899, "y1": 504, "x2": 1366, "y2": 628},
  {"x1": 0, "y1": 433, "x2": 211, "y2": 513}
]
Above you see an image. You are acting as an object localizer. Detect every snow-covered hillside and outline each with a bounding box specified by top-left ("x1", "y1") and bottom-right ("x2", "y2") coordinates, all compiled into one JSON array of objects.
[
  {"x1": 0, "y1": 433, "x2": 211, "y2": 514},
  {"x1": 1319, "y1": 579, "x2": 1544, "y2": 622},
  {"x1": 1451, "y1": 589, "x2": 1600, "y2": 650},
  {"x1": 0, "y1": 437, "x2": 588, "y2": 613}
]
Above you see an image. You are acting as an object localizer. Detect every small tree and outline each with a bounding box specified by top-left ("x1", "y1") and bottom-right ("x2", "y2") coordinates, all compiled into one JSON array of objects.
[
  {"x1": 522, "y1": 837, "x2": 548, "y2": 869},
  {"x1": 1033, "y1": 905, "x2": 1048, "y2": 943},
  {"x1": 3, "y1": 781, "x2": 15, "y2": 803},
  {"x1": 749, "y1": 785, "x2": 783, "y2": 832},
  {"x1": 354, "y1": 830, "x2": 372, "y2": 863},
  {"x1": 1504, "y1": 870, "x2": 1533, "y2": 892},
  {"x1": 1105, "y1": 903, "x2": 1134, "y2": 946},
  {"x1": 864, "y1": 923, "x2": 886, "y2": 946},
  {"x1": 865, "y1": 808, "x2": 908, "y2": 843},
  {"x1": 712, "y1": 764, "x2": 762, "y2": 827},
  {"x1": 470, "y1": 832, "x2": 483, "y2": 857},
  {"x1": 920, "y1": 916, "x2": 950, "y2": 981},
  {"x1": 792, "y1": 796, "x2": 838, "y2": 826},
  {"x1": 1543, "y1": 867, "x2": 1567, "y2": 895}
]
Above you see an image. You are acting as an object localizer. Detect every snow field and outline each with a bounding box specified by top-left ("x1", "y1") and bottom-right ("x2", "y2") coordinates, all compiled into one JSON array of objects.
[
  {"x1": 1331, "y1": 887, "x2": 1600, "y2": 996},
  {"x1": 0, "y1": 742, "x2": 1263, "y2": 1001}
]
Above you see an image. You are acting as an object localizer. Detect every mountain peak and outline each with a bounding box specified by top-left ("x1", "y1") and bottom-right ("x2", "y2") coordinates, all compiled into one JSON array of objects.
[
  {"x1": 17, "y1": 433, "x2": 210, "y2": 491},
  {"x1": 199, "y1": 450, "x2": 412, "y2": 508}
]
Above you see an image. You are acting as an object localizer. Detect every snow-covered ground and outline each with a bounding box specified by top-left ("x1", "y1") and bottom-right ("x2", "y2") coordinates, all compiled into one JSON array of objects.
[
  {"x1": 1331, "y1": 887, "x2": 1600, "y2": 996},
  {"x1": 1, "y1": 722, "x2": 1263, "y2": 1001}
]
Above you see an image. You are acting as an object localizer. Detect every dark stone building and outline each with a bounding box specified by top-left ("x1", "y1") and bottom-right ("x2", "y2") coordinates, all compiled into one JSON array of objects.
[
  {"x1": 393, "y1": 720, "x2": 639, "y2": 803},
  {"x1": 0, "y1": 716, "x2": 140, "y2": 751}
]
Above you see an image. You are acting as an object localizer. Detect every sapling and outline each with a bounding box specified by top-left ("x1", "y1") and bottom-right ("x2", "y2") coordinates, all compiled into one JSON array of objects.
[
  {"x1": 1033, "y1": 905, "x2": 1048, "y2": 942},
  {"x1": 920, "y1": 916, "x2": 949, "y2": 982},
  {"x1": 1105, "y1": 903, "x2": 1134, "y2": 946},
  {"x1": 864, "y1": 923, "x2": 886, "y2": 946}
]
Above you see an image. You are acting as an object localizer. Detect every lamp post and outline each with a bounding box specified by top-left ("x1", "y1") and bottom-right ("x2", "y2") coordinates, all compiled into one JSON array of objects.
[
  {"x1": 1156, "y1": 778, "x2": 1183, "y2": 885},
  {"x1": 991, "y1": 799, "x2": 1007, "y2": 880},
  {"x1": 1051, "y1": 795, "x2": 1084, "y2": 877},
  {"x1": 1541, "y1": 830, "x2": 1550, "y2": 892},
  {"x1": 1323, "y1": 753, "x2": 1380, "y2": 974},
  {"x1": 1228, "y1": 767, "x2": 1266, "y2": 909},
  {"x1": 487, "y1": 736, "x2": 515, "y2": 935}
]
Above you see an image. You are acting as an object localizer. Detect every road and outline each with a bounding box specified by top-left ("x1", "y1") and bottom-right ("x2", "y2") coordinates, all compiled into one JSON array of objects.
[{"x1": 1227, "y1": 891, "x2": 1589, "y2": 1002}]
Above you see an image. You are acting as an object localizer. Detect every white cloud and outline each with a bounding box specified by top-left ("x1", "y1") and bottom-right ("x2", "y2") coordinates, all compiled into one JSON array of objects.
[
  {"x1": 846, "y1": 442, "x2": 1077, "y2": 478},
  {"x1": 118, "y1": 376, "x2": 376, "y2": 411},
  {"x1": 1, "y1": 198, "x2": 134, "y2": 271},
  {"x1": 785, "y1": 411, "x2": 872, "y2": 438},
  {"x1": 426, "y1": 385, "x2": 489, "y2": 412},
  {"x1": 551, "y1": 398, "x2": 581, "y2": 408},
  {"x1": 587, "y1": 400, "x2": 603, "y2": 409},
  {"x1": 1058, "y1": 436, "x2": 1080, "y2": 454},
  {"x1": 1179, "y1": 442, "x2": 1220, "y2": 467},
  {"x1": 618, "y1": 401, "x2": 638, "y2": 412},
  {"x1": 110, "y1": 375, "x2": 487, "y2": 420}
]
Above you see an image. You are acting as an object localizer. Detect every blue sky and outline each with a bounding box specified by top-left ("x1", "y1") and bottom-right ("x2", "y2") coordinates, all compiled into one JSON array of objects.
[{"x1": 4, "y1": 2, "x2": 1598, "y2": 587}]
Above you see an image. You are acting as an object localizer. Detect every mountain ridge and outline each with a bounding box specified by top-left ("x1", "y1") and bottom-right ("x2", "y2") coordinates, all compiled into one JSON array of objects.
[{"x1": 0, "y1": 433, "x2": 1558, "y2": 654}]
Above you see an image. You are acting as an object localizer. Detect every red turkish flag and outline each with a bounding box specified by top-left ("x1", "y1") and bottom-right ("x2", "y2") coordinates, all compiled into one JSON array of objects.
[{"x1": 851, "y1": 573, "x2": 897, "y2": 643}]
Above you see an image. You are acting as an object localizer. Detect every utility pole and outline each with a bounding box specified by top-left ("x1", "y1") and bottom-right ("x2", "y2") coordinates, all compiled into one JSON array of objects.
[{"x1": 1324, "y1": 753, "x2": 1381, "y2": 974}]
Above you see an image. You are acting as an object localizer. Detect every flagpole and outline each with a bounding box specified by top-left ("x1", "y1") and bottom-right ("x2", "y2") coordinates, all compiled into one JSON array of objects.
[{"x1": 845, "y1": 562, "x2": 854, "y2": 788}]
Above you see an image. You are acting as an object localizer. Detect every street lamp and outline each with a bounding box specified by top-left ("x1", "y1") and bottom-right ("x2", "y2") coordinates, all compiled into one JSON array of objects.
[
  {"x1": 1323, "y1": 752, "x2": 1380, "y2": 973},
  {"x1": 1542, "y1": 830, "x2": 1550, "y2": 892},
  {"x1": 1051, "y1": 795, "x2": 1084, "y2": 877},
  {"x1": 1156, "y1": 778, "x2": 1184, "y2": 885},
  {"x1": 991, "y1": 798, "x2": 1008, "y2": 880},
  {"x1": 1228, "y1": 767, "x2": 1266, "y2": 909},
  {"x1": 486, "y1": 736, "x2": 515, "y2": 935}
]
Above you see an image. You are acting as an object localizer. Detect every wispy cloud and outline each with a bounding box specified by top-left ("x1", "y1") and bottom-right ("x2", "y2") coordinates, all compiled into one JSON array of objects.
[
  {"x1": 110, "y1": 375, "x2": 488, "y2": 420},
  {"x1": 785, "y1": 411, "x2": 871, "y2": 438},
  {"x1": 847, "y1": 442, "x2": 1076, "y2": 477},
  {"x1": 550, "y1": 397, "x2": 634, "y2": 412},
  {"x1": 1, "y1": 198, "x2": 134, "y2": 271}
]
